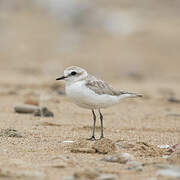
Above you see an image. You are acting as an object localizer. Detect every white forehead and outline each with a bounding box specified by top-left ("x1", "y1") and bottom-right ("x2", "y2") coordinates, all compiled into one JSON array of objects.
[{"x1": 64, "y1": 66, "x2": 86, "y2": 75}]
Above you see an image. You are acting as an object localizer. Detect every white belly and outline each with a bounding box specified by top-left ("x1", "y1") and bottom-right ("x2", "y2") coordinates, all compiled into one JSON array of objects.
[{"x1": 65, "y1": 81, "x2": 121, "y2": 109}]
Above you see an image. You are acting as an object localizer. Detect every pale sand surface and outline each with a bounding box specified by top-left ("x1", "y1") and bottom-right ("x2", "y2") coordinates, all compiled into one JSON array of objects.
[{"x1": 0, "y1": 77, "x2": 179, "y2": 179}]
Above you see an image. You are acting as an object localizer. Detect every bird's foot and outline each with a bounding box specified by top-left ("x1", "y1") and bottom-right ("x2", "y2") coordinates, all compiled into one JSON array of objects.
[
  {"x1": 99, "y1": 136, "x2": 104, "y2": 140},
  {"x1": 87, "y1": 136, "x2": 96, "y2": 141}
]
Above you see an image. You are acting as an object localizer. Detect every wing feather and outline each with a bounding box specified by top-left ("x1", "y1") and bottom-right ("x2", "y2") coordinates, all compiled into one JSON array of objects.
[
  {"x1": 86, "y1": 79, "x2": 127, "y2": 96},
  {"x1": 85, "y1": 76, "x2": 142, "y2": 97}
]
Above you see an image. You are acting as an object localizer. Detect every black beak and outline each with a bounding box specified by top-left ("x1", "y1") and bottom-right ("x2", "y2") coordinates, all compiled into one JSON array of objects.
[{"x1": 56, "y1": 76, "x2": 66, "y2": 80}]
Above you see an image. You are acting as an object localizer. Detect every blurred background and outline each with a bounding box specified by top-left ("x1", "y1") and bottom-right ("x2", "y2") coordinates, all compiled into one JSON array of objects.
[{"x1": 0, "y1": 0, "x2": 180, "y2": 83}]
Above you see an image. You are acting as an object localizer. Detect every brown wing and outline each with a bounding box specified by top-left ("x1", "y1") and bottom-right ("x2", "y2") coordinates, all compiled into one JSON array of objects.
[{"x1": 85, "y1": 79, "x2": 127, "y2": 96}]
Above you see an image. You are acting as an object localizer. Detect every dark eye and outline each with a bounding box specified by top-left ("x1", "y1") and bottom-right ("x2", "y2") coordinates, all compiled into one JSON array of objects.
[{"x1": 71, "y1": 71, "x2": 77, "y2": 76}]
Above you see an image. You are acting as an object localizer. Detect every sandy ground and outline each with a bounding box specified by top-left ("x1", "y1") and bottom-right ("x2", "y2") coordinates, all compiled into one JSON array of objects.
[
  {"x1": 0, "y1": 0, "x2": 180, "y2": 179},
  {"x1": 0, "y1": 77, "x2": 179, "y2": 180}
]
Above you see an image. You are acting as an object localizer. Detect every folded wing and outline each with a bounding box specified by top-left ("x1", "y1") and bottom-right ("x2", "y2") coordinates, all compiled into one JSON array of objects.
[{"x1": 85, "y1": 78, "x2": 142, "y2": 97}]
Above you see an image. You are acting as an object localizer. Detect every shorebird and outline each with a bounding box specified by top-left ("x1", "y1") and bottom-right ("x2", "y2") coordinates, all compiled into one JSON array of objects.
[{"x1": 56, "y1": 66, "x2": 142, "y2": 140}]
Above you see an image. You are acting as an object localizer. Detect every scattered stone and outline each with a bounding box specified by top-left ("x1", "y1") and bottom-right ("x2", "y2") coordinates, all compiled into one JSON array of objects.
[
  {"x1": 34, "y1": 107, "x2": 54, "y2": 117},
  {"x1": 157, "y1": 167, "x2": 180, "y2": 178},
  {"x1": 168, "y1": 97, "x2": 180, "y2": 104},
  {"x1": 158, "y1": 144, "x2": 170, "y2": 149},
  {"x1": 92, "y1": 138, "x2": 116, "y2": 154},
  {"x1": 24, "y1": 98, "x2": 39, "y2": 106},
  {"x1": 14, "y1": 104, "x2": 40, "y2": 114},
  {"x1": 0, "y1": 129, "x2": 23, "y2": 138},
  {"x1": 102, "y1": 152, "x2": 134, "y2": 164},
  {"x1": 168, "y1": 144, "x2": 180, "y2": 153},
  {"x1": 167, "y1": 145, "x2": 180, "y2": 164},
  {"x1": 71, "y1": 148, "x2": 96, "y2": 154},
  {"x1": 33, "y1": 109, "x2": 42, "y2": 116},
  {"x1": 101, "y1": 154, "x2": 118, "y2": 163},
  {"x1": 74, "y1": 169, "x2": 99, "y2": 180},
  {"x1": 115, "y1": 142, "x2": 134, "y2": 149},
  {"x1": 127, "y1": 161, "x2": 143, "y2": 171},
  {"x1": 96, "y1": 173, "x2": 118, "y2": 180}
]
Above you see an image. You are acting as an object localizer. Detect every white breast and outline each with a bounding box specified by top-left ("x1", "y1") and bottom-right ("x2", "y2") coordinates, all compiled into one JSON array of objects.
[{"x1": 65, "y1": 81, "x2": 121, "y2": 109}]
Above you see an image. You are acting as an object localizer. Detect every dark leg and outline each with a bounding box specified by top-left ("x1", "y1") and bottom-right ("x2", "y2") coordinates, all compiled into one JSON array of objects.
[
  {"x1": 99, "y1": 109, "x2": 104, "y2": 139},
  {"x1": 87, "y1": 109, "x2": 96, "y2": 141}
]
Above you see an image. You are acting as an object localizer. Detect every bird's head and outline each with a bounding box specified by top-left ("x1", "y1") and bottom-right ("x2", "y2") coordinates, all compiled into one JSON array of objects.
[{"x1": 56, "y1": 66, "x2": 88, "y2": 83}]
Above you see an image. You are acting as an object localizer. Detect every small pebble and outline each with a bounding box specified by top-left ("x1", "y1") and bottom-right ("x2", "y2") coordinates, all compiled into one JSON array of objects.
[
  {"x1": 158, "y1": 144, "x2": 170, "y2": 149},
  {"x1": 102, "y1": 152, "x2": 134, "y2": 164},
  {"x1": 34, "y1": 107, "x2": 54, "y2": 117},
  {"x1": 168, "y1": 97, "x2": 180, "y2": 104},
  {"x1": 74, "y1": 169, "x2": 99, "y2": 179},
  {"x1": 168, "y1": 144, "x2": 180, "y2": 153},
  {"x1": 115, "y1": 142, "x2": 134, "y2": 149},
  {"x1": 168, "y1": 145, "x2": 180, "y2": 164},
  {"x1": 62, "y1": 141, "x2": 74, "y2": 143},
  {"x1": 96, "y1": 173, "x2": 118, "y2": 180},
  {"x1": 24, "y1": 98, "x2": 39, "y2": 106},
  {"x1": 0, "y1": 129, "x2": 23, "y2": 138},
  {"x1": 14, "y1": 104, "x2": 40, "y2": 114},
  {"x1": 127, "y1": 161, "x2": 143, "y2": 171}
]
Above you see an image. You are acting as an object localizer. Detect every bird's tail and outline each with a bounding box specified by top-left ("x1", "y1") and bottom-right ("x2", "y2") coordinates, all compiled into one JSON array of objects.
[
  {"x1": 118, "y1": 92, "x2": 143, "y2": 100},
  {"x1": 129, "y1": 93, "x2": 143, "y2": 98}
]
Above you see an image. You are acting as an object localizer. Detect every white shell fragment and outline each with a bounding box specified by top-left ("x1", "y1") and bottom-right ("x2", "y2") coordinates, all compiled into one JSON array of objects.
[
  {"x1": 62, "y1": 141, "x2": 74, "y2": 143},
  {"x1": 158, "y1": 144, "x2": 170, "y2": 149}
]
